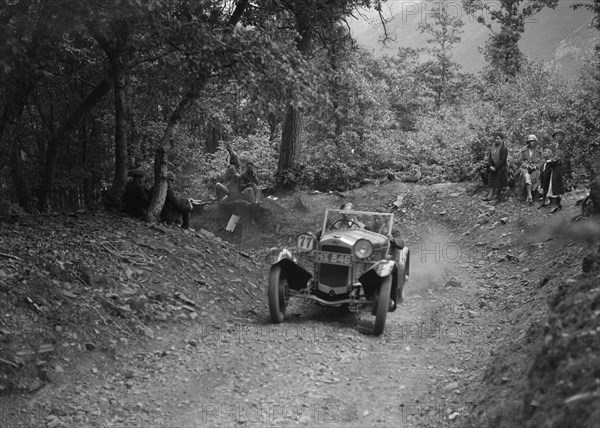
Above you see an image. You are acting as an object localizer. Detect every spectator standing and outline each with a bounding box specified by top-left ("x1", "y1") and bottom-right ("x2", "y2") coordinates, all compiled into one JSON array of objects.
[
  {"x1": 540, "y1": 129, "x2": 569, "y2": 213},
  {"x1": 485, "y1": 132, "x2": 509, "y2": 204},
  {"x1": 239, "y1": 161, "x2": 260, "y2": 204}
]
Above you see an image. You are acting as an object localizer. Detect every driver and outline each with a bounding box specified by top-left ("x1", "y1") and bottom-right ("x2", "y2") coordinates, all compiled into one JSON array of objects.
[{"x1": 331, "y1": 202, "x2": 364, "y2": 230}]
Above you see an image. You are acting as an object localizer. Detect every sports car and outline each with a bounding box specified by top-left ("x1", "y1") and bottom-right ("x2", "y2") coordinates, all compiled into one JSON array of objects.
[{"x1": 266, "y1": 208, "x2": 409, "y2": 335}]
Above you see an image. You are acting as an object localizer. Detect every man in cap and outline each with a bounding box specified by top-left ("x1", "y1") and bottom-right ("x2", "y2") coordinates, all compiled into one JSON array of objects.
[
  {"x1": 519, "y1": 134, "x2": 543, "y2": 205},
  {"x1": 122, "y1": 169, "x2": 149, "y2": 218},
  {"x1": 485, "y1": 130, "x2": 509, "y2": 204},
  {"x1": 149, "y1": 171, "x2": 193, "y2": 229}
]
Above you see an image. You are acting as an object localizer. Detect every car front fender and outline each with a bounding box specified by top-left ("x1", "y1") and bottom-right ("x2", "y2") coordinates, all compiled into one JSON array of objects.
[
  {"x1": 359, "y1": 260, "x2": 397, "y2": 300},
  {"x1": 266, "y1": 247, "x2": 312, "y2": 291},
  {"x1": 370, "y1": 260, "x2": 396, "y2": 278}
]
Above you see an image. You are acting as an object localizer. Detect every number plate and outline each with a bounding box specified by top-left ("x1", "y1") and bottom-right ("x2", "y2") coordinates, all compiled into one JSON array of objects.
[{"x1": 317, "y1": 251, "x2": 352, "y2": 265}]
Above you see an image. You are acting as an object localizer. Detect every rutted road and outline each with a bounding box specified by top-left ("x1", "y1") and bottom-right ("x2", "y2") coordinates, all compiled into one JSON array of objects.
[{"x1": 163, "y1": 225, "x2": 498, "y2": 427}]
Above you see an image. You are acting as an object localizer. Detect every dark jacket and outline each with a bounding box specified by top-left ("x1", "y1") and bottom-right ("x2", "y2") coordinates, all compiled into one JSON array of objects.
[
  {"x1": 148, "y1": 185, "x2": 191, "y2": 214},
  {"x1": 541, "y1": 158, "x2": 566, "y2": 196},
  {"x1": 123, "y1": 180, "x2": 148, "y2": 217},
  {"x1": 487, "y1": 143, "x2": 508, "y2": 189},
  {"x1": 240, "y1": 169, "x2": 259, "y2": 190},
  {"x1": 148, "y1": 184, "x2": 192, "y2": 228}
]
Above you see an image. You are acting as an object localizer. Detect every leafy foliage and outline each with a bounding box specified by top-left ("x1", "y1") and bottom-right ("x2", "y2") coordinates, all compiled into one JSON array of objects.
[
  {"x1": 0, "y1": 0, "x2": 598, "y2": 213},
  {"x1": 464, "y1": 0, "x2": 559, "y2": 76}
]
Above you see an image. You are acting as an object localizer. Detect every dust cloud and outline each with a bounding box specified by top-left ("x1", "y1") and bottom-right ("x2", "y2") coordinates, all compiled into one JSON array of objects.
[
  {"x1": 408, "y1": 231, "x2": 455, "y2": 293},
  {"x1": 517, "y1": 218, "x2": 600, "y2": 247}
]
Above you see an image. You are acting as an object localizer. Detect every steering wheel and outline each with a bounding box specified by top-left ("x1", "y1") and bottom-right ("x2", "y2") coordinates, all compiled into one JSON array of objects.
[{"x1": 330, "y1": 218, "x2": 359, "y2": 230}]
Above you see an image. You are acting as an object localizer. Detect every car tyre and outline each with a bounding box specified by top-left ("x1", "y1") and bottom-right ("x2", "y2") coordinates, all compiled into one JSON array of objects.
[
  {"x1": 373, "y1": 275, "x2": 392, "y2": 335},
  {"x1": 268, "y1": 265, "x2": 288, "y2": 323}
]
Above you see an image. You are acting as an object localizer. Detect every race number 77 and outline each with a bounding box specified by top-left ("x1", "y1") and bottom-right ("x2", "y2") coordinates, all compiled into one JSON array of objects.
[{"x1": 297, "y1": 234, "x2": 315, "y2": 251}]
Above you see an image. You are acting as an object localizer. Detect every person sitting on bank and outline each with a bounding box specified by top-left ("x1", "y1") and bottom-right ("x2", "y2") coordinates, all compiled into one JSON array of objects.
[
  {"x1": 519, "y1": 134, "x2": 543, "y2": 205},
  {"x1": 239, "y1": 161, "x2": 260, "y2": 204},
  {"x1": 215, "y1": 164, "x2": 242, "y2": 201},
  {"x1": 122, "y1": 169, "x2": 148, "y2": 218},
  {"x1": 149, "y1": 171, "x2": 193, "y2": 229}
]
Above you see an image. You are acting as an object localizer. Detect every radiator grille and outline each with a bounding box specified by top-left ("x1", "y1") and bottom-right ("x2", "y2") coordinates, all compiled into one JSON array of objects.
[{"x1": 318, "y1": 244, "x2": 351, "y2": 288}]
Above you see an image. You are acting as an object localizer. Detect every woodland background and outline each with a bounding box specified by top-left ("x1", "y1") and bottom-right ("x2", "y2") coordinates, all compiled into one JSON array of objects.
[{"x1": 1, "y1": 0, "x2": 599, "y2": 220}]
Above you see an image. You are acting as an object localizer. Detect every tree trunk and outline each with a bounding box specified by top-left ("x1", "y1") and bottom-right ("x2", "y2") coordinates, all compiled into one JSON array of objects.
[
  {"x1": 0, "y1": 11, "x2": 60, "y2": 212},
  {"x1": 145, "y1": 88, "x2": 203, "y2": 222},
  {"x1": 37, "y1": 80, "x2": 110, "y2": 211},
  {"x1": 1, "y1": 91, "x2": 35, "y2": 212},
  {"x1": 590, "y1": 176, "x2": 600, "y2": 215},
  {"x1": 277, "y1": 10, "x2": 312, "y2": 179},
  {"x1": 278, "y1": 105, "x2": 303, "y2": 173},
  {"x1": 86, "y1": 21, "x2": 131, "y2": 210},
  {"x1": 8, "y1": 140, "x2": 32, "y2": 212},
  {"x1": 205, "y1": 120, "x2": 221, "y2": 154},
  {"x1": 105, "y1": 64, "x2": 129, "y2": 207},
  {"x1": 126, "y1": 82, "x2": 140, "y2": 168}
]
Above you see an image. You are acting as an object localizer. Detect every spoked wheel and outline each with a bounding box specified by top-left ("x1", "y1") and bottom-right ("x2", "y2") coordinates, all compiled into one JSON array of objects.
[
  {"x1": 268, "y1": 265, "x2": 288, "y2": 323},
  {"x1": 373, "y1": 275, "x2": 392, "y2": 335}
]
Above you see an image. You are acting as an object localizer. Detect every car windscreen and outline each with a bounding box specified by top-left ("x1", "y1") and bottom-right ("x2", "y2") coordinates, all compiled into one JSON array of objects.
[{"x1": 323, "y1": 209, "x2": 394, "y2": 236}]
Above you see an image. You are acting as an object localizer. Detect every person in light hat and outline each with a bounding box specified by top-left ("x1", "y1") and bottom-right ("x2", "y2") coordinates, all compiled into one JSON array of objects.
[{"x1": 518, "y1": 134, "x2": 543, "y2": 205}]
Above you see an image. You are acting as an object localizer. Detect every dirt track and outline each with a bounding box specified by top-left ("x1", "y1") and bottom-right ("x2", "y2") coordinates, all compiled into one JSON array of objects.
[{"x1": 2, "y1": 181, "x2": 591, "y2": 427}]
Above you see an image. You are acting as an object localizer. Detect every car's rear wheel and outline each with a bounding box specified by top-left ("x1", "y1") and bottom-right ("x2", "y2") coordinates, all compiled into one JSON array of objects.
[
  {"x1": 268, "y1": 265, "x2": 288, "y2": 323},
  {"x1": 374, "y1": 275, "x2": 392, "y2": 335}
]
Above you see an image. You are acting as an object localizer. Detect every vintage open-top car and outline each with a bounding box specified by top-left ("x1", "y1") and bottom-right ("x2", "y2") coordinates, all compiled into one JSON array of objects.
[{"x1": 267, "y1": 208, "x2": 410, "y2": 335}]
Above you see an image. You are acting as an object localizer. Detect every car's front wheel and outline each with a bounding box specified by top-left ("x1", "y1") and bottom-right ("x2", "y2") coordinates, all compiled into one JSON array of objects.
[
  {"x1": 268, "y1": 265, "x2": 288, "y2": 323},
  {"x1": 373, "y1": 275, "x2": 392, "y2": 335}
]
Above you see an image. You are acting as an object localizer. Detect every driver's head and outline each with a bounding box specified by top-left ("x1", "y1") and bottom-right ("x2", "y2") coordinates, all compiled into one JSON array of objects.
[{"x1": 340, "y1": 202, "x2": 354, "y2": 220}]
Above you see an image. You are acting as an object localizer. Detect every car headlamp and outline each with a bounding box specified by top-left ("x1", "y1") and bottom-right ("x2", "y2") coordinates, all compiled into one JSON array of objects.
[{"x1": 353, "y1": 239, "x2": 373, "y2": 259}]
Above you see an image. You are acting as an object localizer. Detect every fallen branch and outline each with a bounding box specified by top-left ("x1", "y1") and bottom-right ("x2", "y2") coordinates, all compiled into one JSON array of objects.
[
  {"x1": 0, "y1": 252, "x2": 21, "y2": 261},
  {"x1": 114, "y1": 321, "x2": 133, "y2": 337},
  {"x1": 82, "y1": 303, "x2": 108, "y2": 326},
  {"x1": 100, "y1": 242, "x2": 154, "y2": 266},
  {"x1": 0, "y1": 356, "x2": 18, "y2": 368}
]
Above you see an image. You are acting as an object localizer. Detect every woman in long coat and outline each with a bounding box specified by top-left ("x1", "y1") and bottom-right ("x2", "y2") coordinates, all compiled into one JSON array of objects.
[
  {"x1": 540, "y1": 130, "x2": 569, "y2": 213},
  {"x1": 485, "y1": 133, "x2": 509, "y2": 204}
]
